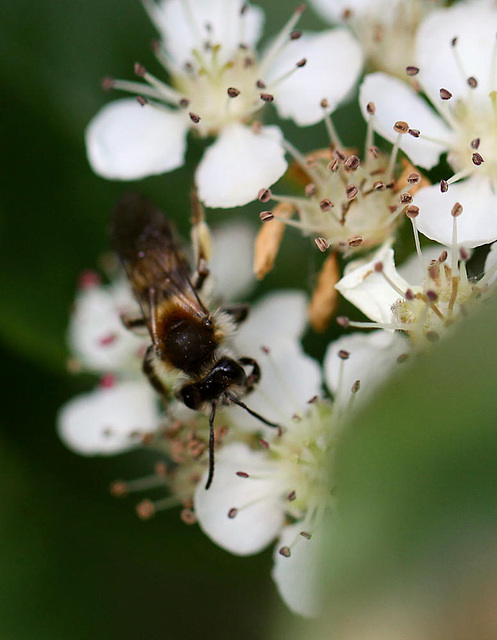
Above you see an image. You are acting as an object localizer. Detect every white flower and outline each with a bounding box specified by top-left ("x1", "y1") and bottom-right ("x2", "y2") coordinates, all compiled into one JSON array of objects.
[
  {"x1": 86, "y1": 0, "x2": 363, "y2": 208},
  {"x1": 359, "y1": 3, "x2": 497, "y2": 247},
  {"x1": 336, "y1": 240, "x2": 496, "y2": 346},
  {"x1": 307, "y1": 0, "x2": 443, "y2": 79},
  {"x1": 194, "y1": 324, "x2": 405, "y2": 616}
]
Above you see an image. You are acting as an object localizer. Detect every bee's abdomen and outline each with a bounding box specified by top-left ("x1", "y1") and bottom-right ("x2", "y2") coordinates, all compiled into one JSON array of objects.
[{"x1": 159, "y1": 312, "x2": 218, "y2": 373}]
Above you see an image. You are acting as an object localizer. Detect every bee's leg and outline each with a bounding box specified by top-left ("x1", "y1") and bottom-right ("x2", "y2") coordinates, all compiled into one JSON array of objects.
[
  {"x1": 142, "y1": 345, "x2": 171, "y2": 399},
  {"x1": 120, "y1": 313, "x2": 146, "y2": 331},
  {"x1": 205, "y1": 403, "x2": 216, "y2": 490},
  {"x1": 238, "y1": 356, "x2": 261, "y2": 390},
  {"x1": 190, "y1": 188, "x2": 212, "y2": 292},
  {"x1": 220, "y1": 303, "x2": 250, "y2": 326}
]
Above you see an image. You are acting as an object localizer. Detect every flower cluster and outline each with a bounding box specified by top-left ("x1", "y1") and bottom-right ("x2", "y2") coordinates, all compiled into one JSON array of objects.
[{"x1": 62, "y1": 0, "x2": 497, "y2": 620}]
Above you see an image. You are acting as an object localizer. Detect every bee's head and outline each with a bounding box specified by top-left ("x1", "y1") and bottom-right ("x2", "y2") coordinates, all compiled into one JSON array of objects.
[{"x1": 179, "y1": 357, "x2": 247, "y2": 410}]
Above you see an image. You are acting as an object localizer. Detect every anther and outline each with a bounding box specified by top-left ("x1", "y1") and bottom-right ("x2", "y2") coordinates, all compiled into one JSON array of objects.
[
  {"x1": 397, "y1": 353, "x2": 409, "y2": 364},
  {"x1": 78, "y1": 269, "x2": 100, "y2": 288},
  {"x1": 279, "y1": 546, "x2": 291, "y2": 558},
  {"x1": 261, "y1": 345, "x2": 270, "y2": 354},
  {"x1": 259, "y1": 210, "x2": 274, "y2": 222},
  {"x1": 393, "y1": 121, "x2": 409, "y2": 134},
  {"x1": 346, "y1": 185, "x2": 358, "y2": 200},
  {"x1": 300, "y1": 531, "x2": 312, "y2": 540},
  {"x1": 405, "y1": 288, "x2": 415, "y2": 300},
  {"x1": 351, "y1": 380, "x2": 360, "y2": 393},
  {"x1": 400, "y1": 193, "x2": 413, "y2": 204},
  {"x1": 134, "y1": 63, "x2": 147, "y2": 77},
  {"x1": 228, "y1": 508, "x2": 238, "y2": 519},
  {"x1": 189, "y1": 112, "x2": 201, "y2": 123},
  {"x1": 451, "y1": 37, "x2": 458, "y2": 47},
  {"x1": 315, "y1": 237, "x2": 330, "y2": 252},
  {"x1": 100, "y1": 374, "x2": 116, "y2": 389},
  {"x1": 439, "y1": 88, "x2": 452, "y2": 100},
  {"x1": 236, "y1": 471, "x2": 249, "y2": 478},
  {"x1": 136, "y1": 95, "x2": 148, "y2": 106},
  {"x1": 426, "y1": 290, "x2": 438, "y2": 302},
  {"x1": 439, "y1": 250, "x2": 448, "y2": 262},
  {"x1": 460, "y1": 247, "x2": 470, "y2": 261},
  {"x1": 99, "y1": 334, "x2": 117, "y2": 346},
  {"x1": 296, "y1": 58, "x2": 307, "y2": 68},
  {"x1": 373, "y1": 180, "x2": 386, "y2": 190},
  {"x1": 467, "y1": 76, "x2": 478, "y2": 88},
  {"x1": 256, "y1": 79, "x2": 266, "y2": 89},
  {"x1": 369, "y1": 145, "x2": 380, "y2": 159},
  {"x1": 179, "y1": 98, "x2": 190, "y2": 108},
  {"x1": 319, "y1": 198, "x2": 333, "y2": 211},
  {"x1": 338, "y1": 349, "x2": 350, "y2": 360},
  {"x1": 295, "y1": 4, "x2": 307, "y2": 15},
  {"x1": 348, "y1": 236, "x2": 363, "y2": 247},
  {"x1": 406, "y1": 66, "x2": 419, "y2": 76},
  {"x1": 260, "y1": 93, "x2": 274, "y2": 102},
  {"x1": 407, "y1": 173, "x2": 421, "y2": 184},
  {"x1": 180, "y1": 509, "x2": 196, "y2": 525},
  {"x1": 259, "y1": 438, "x2": 269, "y2": 449},
  {"x1": 136, "y1": 499, "x2": 155, "y2": 520},
  {"x1": 290, "y1": 30, "x2": 302, "y2": 40},
  {"x1": 440, "y1": 179, "x2": 449, "y2": 193},
  {"x1": 471, "y1": 138, "x2": 480, "y2": 150},
  {"x1": 374, "y1": 261, "x2": 384, "y2": 273},
  {"x1": 472, "y1": 152, "x2": 484, "y2": 166},
  {"x1": 367, "y1": 101, "x2": 376, "y2": 115},
  {"x1": 406, "y1": 205, "x2": 419, "y2": 218},
  {"x1": 101, "y1": 76, "x2": 115, "y2": 90},
  {"x1": 336, "y1": 316, "x2": 350, "y2": 328},
  {"x1": 258, "y1": 188, "x2": 272, "y2": 203},
  {"x1": 110, "y1": 480, "x2": 127, "y2": 497},
  {"x1": 320, "y1": 98, "x2": 329, "y2": 109},
  {"x1": 451, "y1": 202, "x2": 463, "y2": 217},
  {"x1": 345, "y1": 155, "x2": 360, "y2": 171},
  {"x1": 227, "y1": 87, "x2": 240, "y2": 98},
  {"x1": 305, "y1": 183, "x2": 317, "y2": 197},
  {"x1": 408, "y1": 129, "x2": 420, "y2": 138}
]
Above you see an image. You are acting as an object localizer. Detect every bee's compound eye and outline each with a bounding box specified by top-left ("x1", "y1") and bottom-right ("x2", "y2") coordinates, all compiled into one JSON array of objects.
[{"x1": 180, "y1": 385, "x2": 202, "y2": 410}]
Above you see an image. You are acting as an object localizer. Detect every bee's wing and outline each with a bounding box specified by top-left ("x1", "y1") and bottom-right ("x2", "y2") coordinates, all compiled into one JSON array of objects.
[{"x1": 110, "y1": 192, "x2": 210, "y2": 337}]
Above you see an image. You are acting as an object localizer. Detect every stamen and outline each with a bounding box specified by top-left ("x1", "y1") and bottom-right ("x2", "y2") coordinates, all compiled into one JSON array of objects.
[
  {"x1": 258, "y1": 4, "x2": 306, "y2": 77},
  {"x1": 321, "y1": 99, "x2": 343, "y2": 148}
]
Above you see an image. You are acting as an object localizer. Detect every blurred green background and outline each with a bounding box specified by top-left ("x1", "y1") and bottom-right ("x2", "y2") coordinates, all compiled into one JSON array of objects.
[{"x1": 0, "y1": 1, "x2": 340, "y2": 638}]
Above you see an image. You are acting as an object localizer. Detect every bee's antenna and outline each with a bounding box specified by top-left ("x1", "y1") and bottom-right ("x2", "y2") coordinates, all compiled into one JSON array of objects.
[
  {"x1": 228, "y1": 394, "x2": 280, "y2": 429},
  {"x1": 205, "y1": 403, "x2": 216, "y2": 490}
]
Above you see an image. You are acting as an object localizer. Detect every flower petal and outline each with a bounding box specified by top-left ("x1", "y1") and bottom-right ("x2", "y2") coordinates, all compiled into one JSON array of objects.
[
  {"x1": 194, "y1": 443, "x2": 285, "y2": 555},
  {"x1": 416, "y1": 4, "x2": 497, "y2": 103},
  {"x1": 57, "y1": 381, "x2": 160, "y2": 456},
  {"x1": 271, "y1": 521, "x2": 325, "y2": 618},
  {"x1": 227, "y1": 343, "x2": 322, "y2": 432},
  {"x1": 86, "y1": 98, "x2": 188, "y2": 180},
  {"x1": 324, "y1": 330, "x2": 409, "y2": 408},
  {"x1": 153, "y1": 0, "x2": 264, "y2": 67},
  {"x1": 359, "y1": 72, "x2": 451, "y2": 169},
  {"x1": 335, "y1": 244, "x2": 408, "y2": 325},
  {"x1": 195, "y1": 124, "x2": 287, "y2": 208},
  {"x1": 68, "y1": 279, "x2": 146, "y2": 374},
  {"x1": 270, "y1": 29, "x2": 363, "y2": 126},
  {"x1": 208, "y1": 219, "x2": 257, "y2": 302},
  {"x1": 414, "y1": 177, "x2": 497, "y2": 248},
  {"x1": 233, "y1": 290, "x2": 308, "y2": 355}
]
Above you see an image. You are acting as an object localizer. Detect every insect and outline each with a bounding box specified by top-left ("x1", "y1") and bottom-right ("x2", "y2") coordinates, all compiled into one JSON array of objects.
[{"x1": 110, "y1": 192, "x2": 277, "y2": 489}]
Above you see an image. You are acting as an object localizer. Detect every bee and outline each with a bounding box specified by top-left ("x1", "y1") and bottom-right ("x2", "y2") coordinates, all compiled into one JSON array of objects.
[{"x1": 110, "y1": 192, "x2": 277, "y2": 489}]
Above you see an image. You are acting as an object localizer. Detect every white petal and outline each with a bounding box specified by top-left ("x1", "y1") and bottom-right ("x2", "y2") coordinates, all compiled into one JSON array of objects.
[
  {"x1": 208, "y1": 219, "x2": 257, "y2": 301},
  {"x1": 57, "y1": 381, "x2": 160, "y2": 456},
  {"x1": 335, "y1": 245, "x2": 408, "y2": 324},
  {"x1": 68, "y1": 280, "x2": 147, "y2": 373},
  {"x1": 195, "y1": 124, "x2": 287, "y2": 208},
  {"x1": 307, "y1": 0, "x2": 404, "y2": 24},
  {"x1": 359, "y1": 73, "x2": 451, "y2": 169},
  {"x1": 234, "y1": 290, "x2": 308, "y2": 355},
  {"x1": 154, "y1": 0, "x2": 264, "y2": 67},
  {"x1": 86, "y1": 98, "x2": 188, "y2": 180},
  {"x1": 414, "y1": 177, "x2": 497, "y2": 248},
  {"x1": 194, "y1": 443, "x2": 285, "y2": 555},
  {"x1": 324, "y1": 330, "x2": 409, "y2": 408},
  {"x1": 416, "y1": 4, "x2": 497, "y2": 103},
  {"x1": 271, "y1": 521, "x2": 325, "y2": 617},
  {"x1": 228, "y1": 344, "x2": 322, "y2": 432},
  {"x1": 270, "y1": 29, "x2": 363, "y2": 126}
]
